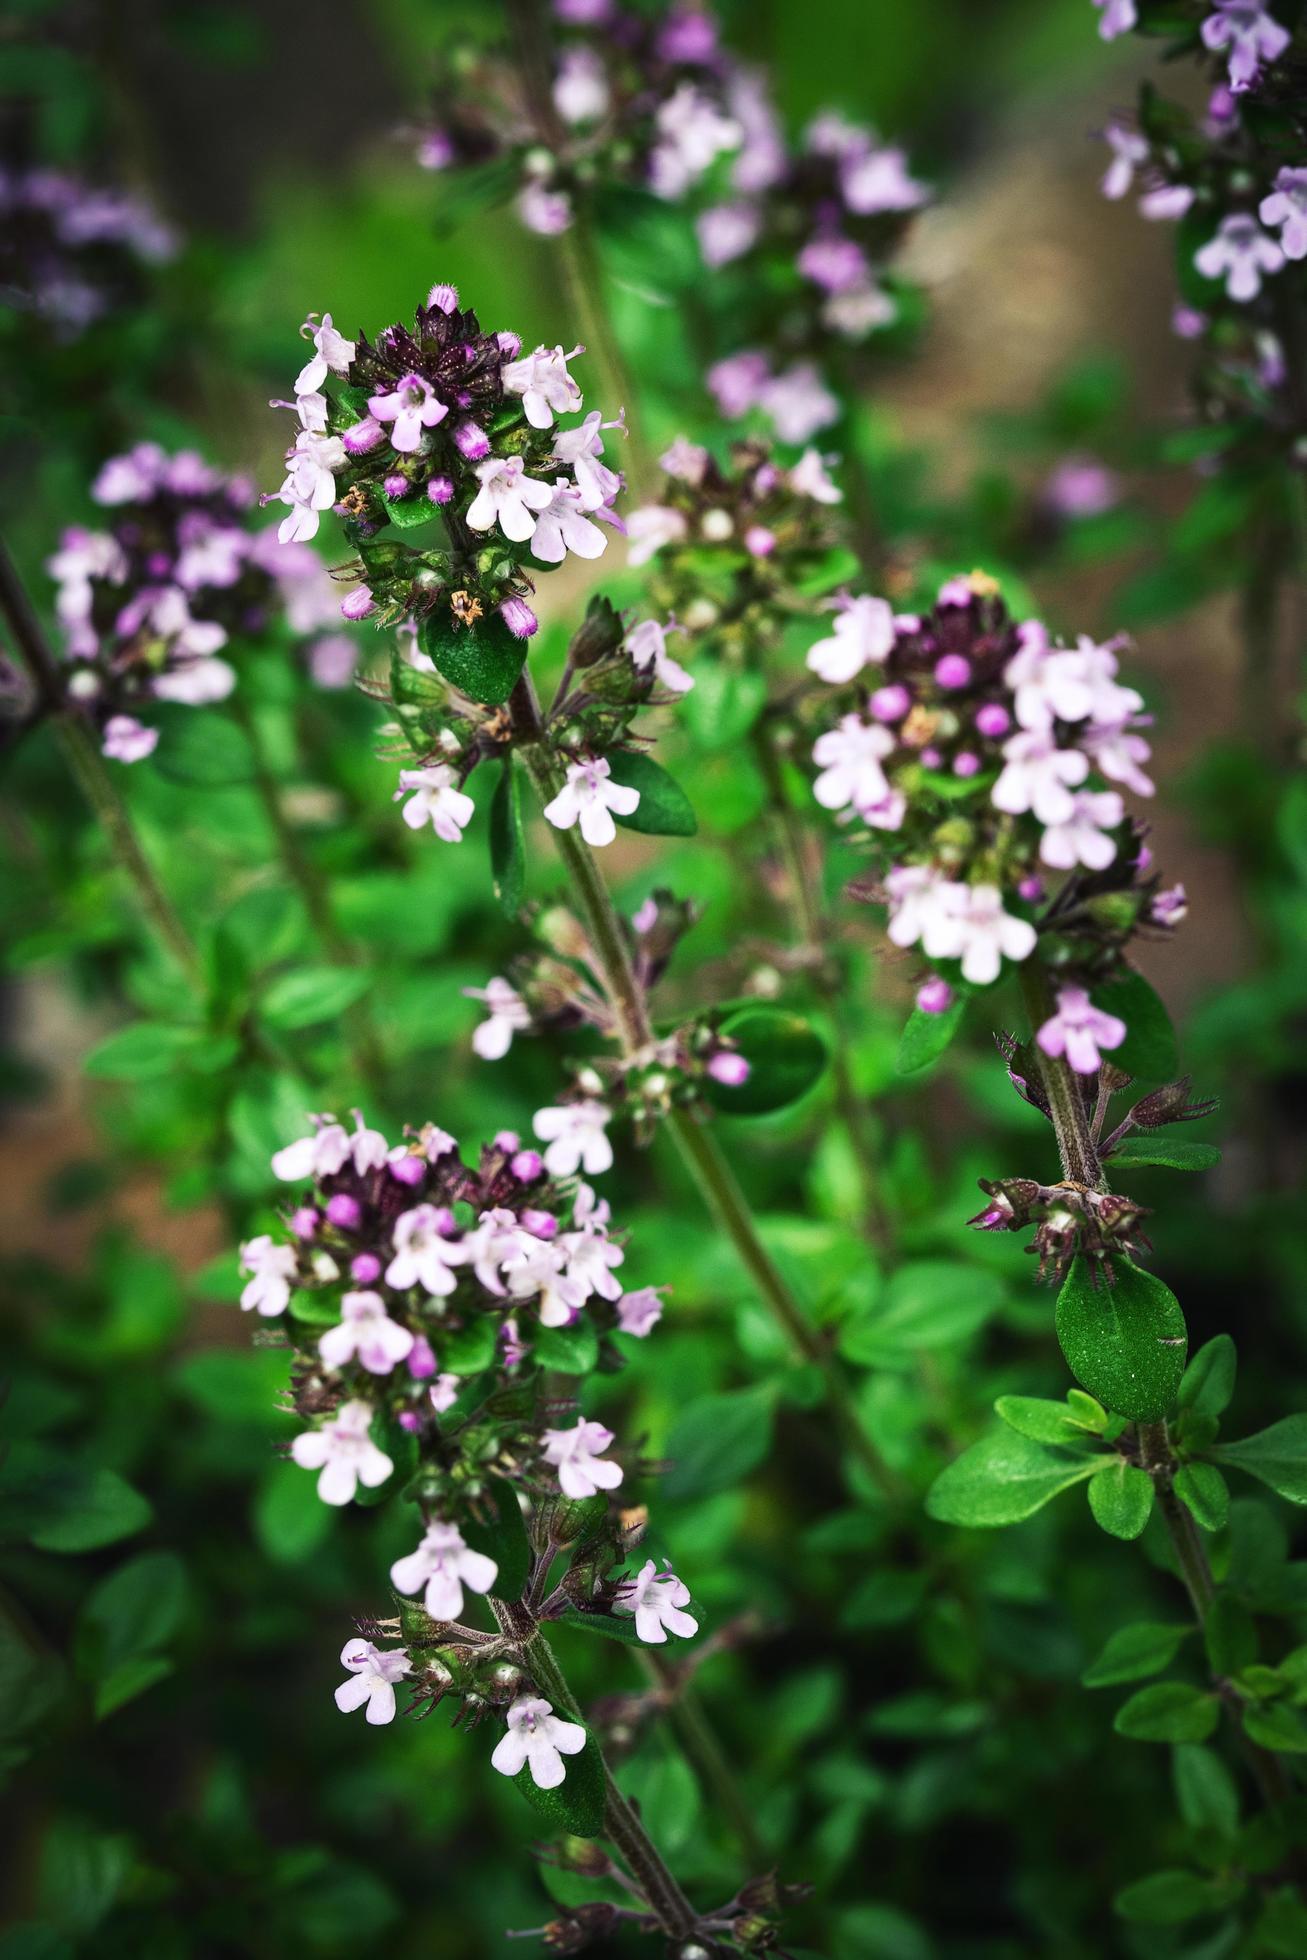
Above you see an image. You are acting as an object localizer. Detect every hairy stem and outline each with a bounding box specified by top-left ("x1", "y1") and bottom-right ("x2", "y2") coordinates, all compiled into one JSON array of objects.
[
  {"x1": 1022, "y1": 952, "x2": 1299, "y2": 1823},
  {"x1": 1, "y1": 536, "x2": 201, "y2": 982},
  {"x1": 491, "y1": 1598, "x2": 700, "y2": 1937},
  {"x1": 751, "y1": 718, "x2": 891, "y2": 1249},
  {"x1": 509, "y1": 673, "x2": 900, "y2": 1497}
]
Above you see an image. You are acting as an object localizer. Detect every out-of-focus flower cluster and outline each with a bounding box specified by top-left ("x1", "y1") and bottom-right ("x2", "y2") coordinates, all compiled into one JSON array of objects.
[
  {"x1": 413, "y1": 2, "x2": 742, "y2": 234},
  {"x1": 0, "y1": 165, "x2": 177, "y2": 339},
  {"x1": 806, "y1": 572, "x2": 1186, "y2": 1052},
  {"x1": 1093, "y1": 2, "x2": 1305, "y2": 459},
  {"x1": 238, "y1": 1112, "x2": 696, "y2": 1776},
  {"x1": 45, "y1": 443, "x2": 341, "y2": 761}
]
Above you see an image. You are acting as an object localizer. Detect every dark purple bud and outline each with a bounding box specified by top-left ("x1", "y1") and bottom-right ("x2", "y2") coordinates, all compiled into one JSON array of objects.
[
  {"x1": 350, "y1": 1252, "x2": 382, "y2": 1283},
  {"x1": 935, "y1": 654, "x2": 971, "y2": 689},
  {"x1": 916, "y1": 977, "x2": 953, "y2": 1015},
  {"x1": 427, "y1": 475, "x2": 455, "y2": 505},
  {"x1": 510, "y1": 1148, "x2": 544, "y2": 1182},
  {"x1": 342, "y1": 417, "x2": 385, "y2": 456},
  {"x1": 388, "y1": 1152, "x2": 426, "y2": 1187},
  {"x1": 1017, "y1": 875, "x2": 1044, "y2": 902},
  {"x1": 521, "y1": 1207, "x2": 558, "y2": 1239},
  {"x1": 499, "y1": 596, "x2": 538, "y2": 639},
  {"x1": 340, "y1": 585, "x2": 374, "y2": 620},
  {"x1": 291, "y1": 1206, "x2": 319, "y2": 1241},
  {"x1": 407, "y1": 1334, "x2": 437, "y2": 1380},
  {"x1": 871, "y1": 683, "x2": 911, "y2": 723},
  {"x1": 496, "y1": 330, "x2": 522, "y2": 360},
  {"x1": 382, "y1": 474, "x2": 411, "y2": 500},
  {"x1": 953, "y1": 751, "x2": 980, "y2": 778},
  {"x1": 706, "y1": 1049, "x2": 751, "y2": 1087},
  {"x1": 494, "y1": 1130, "x2": 521, "y2": 1152},
  {"x1": 427, "y1": 282, "x2": 459, "y2": 315},
  {"x1": 397, "y1": 1410, "x2": 424, "y2": 1433},
  {"x1": 921, "y1": 746, "x2": 942, "y2": 769},
  {"x1": 453, "y1": 420, "x2": 490, "y2": 461},
  {"x1": 975, "y1": 702, "x2": 1009, "y2": 738},
  {"x1": 326, "y1": 1193, "x2": 362, "y2": 1230},
  {"x1": 744, "y1": 525, "x2": 776, "y2": 558}
]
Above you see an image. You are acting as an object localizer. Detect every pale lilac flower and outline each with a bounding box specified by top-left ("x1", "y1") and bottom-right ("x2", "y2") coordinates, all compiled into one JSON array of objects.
[
  {"x1": 290, "y1": 1399, "x2": 393, "y2": 1505},
  {"x1": 1260, "y1": 167, "x2": 1307, "y2": 260},
  {"x1": 1044, "y1": 457, "x2": 1121, "y2": 517},
  {"x1": 788, "y1": 448, "x2": 843, "y2": 505},
  {"x1": 1038, "y1": 788, "x2": 1125, "y2": 871},
  {"x1": 797, "y1": 235, "x2": 870, "y2": 294},
  {"x1": 1195, "y1": 213, "x2": 1284, "y2": 300},
  {"x1": 542, "y1": 757, "x2": 639, "y2": 847},
  {"x1": 101, "y1": 714, "x2": 158, "y2": 763},
  {"x1": 239, "y1": 1234, "x2": 297, "y2": 1317},
  {"x1": 626, "y1": 504, "x2": 690, "y2": 566},
  {"x1": 1084, "y1": 721, "x2": 1155, "y2": 796},
  {"x1": 1005, "y1": 628, "x2": 1140, "y2": 731},
  {"x1": 992, "y1": 730, "x2": 1090, "y2": 826},
  {"x1": 395, "y1": 764, "x2": 475, "y2": 841},
  {"x1": 1092, "y1": 0, "x2": 1138, "y2": 38},
  {"x1": 385, "y1": 1204, "x2": 467, "y2": 1297},
  {"x1": 150, "y1": 654, "x2": 237, "y2": 706},
  {"x1": 272, "y1": 1117, "x2": 352, "y2": 1183},
  {"x1": 367, "y1": 373, "x2": 448, "y2": 453},
  {"x1": 335, "y1": 1640, "x2": 411, "y2": 1725},
  {"x1": 1037, "y1": 985, "x2": 1127, "y2": 1075},
  {"x1": 504, "y1": 1238, "x2": 587, "y2": 1328},
  {"x1": 390, "y1": 1520, "x2": 498, "y2": 1619},
  {"x1": 551, "y1": 410, "x2": 623, "y2": 511},
  {"x1": 1139, "y1": 183, "x2": 1195, "y2": 220},
  {"x1": 841, "y1": 145, "x2": 929, "y2": 214},
  {"x1": 697, "y1": 202, "x2": 761, "y2": 266},
  {"x1": 806, "y1": 594, "x2": 895, "y2": 683},
  {"x1": 707, "y1": 350, "x2": 770, "y2": 418},
  {"x1": 518, "y1": 180, "x2": 573, "y2": 234},
  {"x1": 939, "y1": 884, "x2": 1038, "y2": 986},
  {"x1": 613, "y1": 1560, "x2": 698, "y2": 1643},
  {"x1": 822, "y1": 281, "x2": 898, "y2": 339},
  {"x1": 295, "y1": 312, "x2": 355, "y2": 395},
  {"x1": 319, "y1": 1290, "x2": 416, "y2": 1375},
  {"x1": 813, "y1": 714, "x2": 895, "y2": 815},
  {"x1": 430, "y1": 1373, "x2": 461, "y2": 1413},
  {"x1": 533, "y1": 1100, "x2": 614, "y2": 1178},
  {"x1": 659, "y1": 437, "x2": 709, "y2": 485},
  {"x1": 465, "y1": 455, "x2": 554, "y2": 542},
  {"x1": 885, "y1": 865, "x2": 960, "y2": 954},
  {"x1": 491, "y1": 1696, "x2": 587, "y2": 1790},
  {"x1": 1152, "y1": 883, "x2": 1188, "y2": 925},
  {"x1": 272, "y1": 428, "x2": 346, "y2": 545},
  {"x1": 1101, "y1": 122, "x2": 1149, "y2": 201},
  {"x1": 759, "y1": 362, "x2": 840, "y2": 443},
  {"x1": 347, "y1": 1112, "x2": 389, "y2": 1175},
  {"x1": 553, "y1": 47, "x2": 609, "y2": 125},
  {"x1": 649, "y1": 85, "x2": 741, "y2": 199},
  {"x1": 559, "y1": 1185, "x2": 624, "y2": 1300},
  {"x1": 92, "y1": 443, "x2": 168, "y2": 504},
  {"x1": 616, "y1": 1286, "x2": 664, "y2": 1337},
  {"x1": 1200, "y1": 2, "x2": 1289, "y2": 88},
  {"x1": 531, "y1": 478, "x2": 608, "y2": 564},
  {"x1": 542, "y1": 1417, "x2": 623, "y2": 1498},
  {"x1": 466, "y1": 978, "x2": 531, "y2": 1060},
  {"x1": 626, "y1": 618, "x2": 694, "y2": 694},
  {"x1": 502, "y1": 344, "x2": 584, "y2": 429}
]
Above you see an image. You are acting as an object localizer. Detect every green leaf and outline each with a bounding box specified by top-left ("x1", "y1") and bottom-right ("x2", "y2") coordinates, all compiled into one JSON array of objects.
[
  {"x1": 151, "y1": 712, "x2": 255, "y2": 786},
  {"x1": 1115, "y1": 1870, "x2": 1244, "y2": 1926},
  {"x1": 253, "y1": 1461, "x2": 334, "y2": 1565},
  {"x1": 552, "y1": 1605, "x2": 649, "y2": 1647},
  {"x1": 1214, "y1": 1416, "x2": 1307, "y2": 1504},
  {"x1": 440, "y1": 1316, "x2": 498, "y2": 1376},
  {"x1": 925, "y1": 1428, "x2": 1097, "y2": 1529},
  {"x1": 1114, "y1": 1682, "x2": 1219, "y2": 1744},
  {"x1": 841, "y1": 1262, "x2": 1004, "y2": 1364},
  {"x1": 661, "y1": 1386, "x2": 776, "y2": 1500},
  {"x1": 1082, "y1": 1621, "x2": 1192, "y2": 1688},
  {"x1": 418, "y1": 608, "x2": 528, "y2": 707},
  {"x1": 77, "y1": 1552, "x2": 187, "y2": 1678},
  {"x1": 534, "y1": 1319, "x2": 599, "y2": 1374},
  {"x1": 1178, "y1": 1335, "x2": 1237, "y2": 1418},
  {"x1": 1088, "y1": 1460, "x2": 1154, "y2": 1540},
  {"x1": 502, "y1": 1727, "x2": 607, "y2": 1837},
  {"x1": 83, "y1": 1022, "x2": 215, "y2": 1081},
  {"x1": 1093, "y1": 971, "x2": 1179, "y2": 1080},
  {"x1": 995, "y1": 1395, "x2": 1101, "y2": 1447},
  {"x1": 0, "y1": 1446, "x2": 153, "y2": 1554},
  {"x1": 1173, "y1": 1744, "x2": 1239, "y2": 1838},
  {"x1": 1243, "y1": 1702, "x2": 1307, "y2": 1754},
  {"x1": 261, "y1": 966, "x2": 370, "y2": 1030},
  {"x1": 1204, "y1": 1592, "x2": 1255, "y2": 1676},
  {"x1": 1175, "y1": 1462, "x2": 1229, "y2": 1532},
  {"x1": 462, "y1": 1480, "x2": 530, "y2": 1604},
  {"x1": 1055, "y1": 1257, "x2": 1187, "y2": 1422},
  {"x1": 1108, "y1": 1138, "x2": 1221, "y2": 1172},
  {"x1": 605, "y1": 750, "x2": 698, "y2": 837},
  {"x1": 94, "y1": 1654, "x2": 174, "y2": 1721},
  {"x1": 896, "y1": 995, "x2": 966, "y2": 1076},
  {"x1": 681, "y1": 663, "x2": 767, "y2": 749},
  {"x1": 703, "y1": 1008, "x2": 828, "y2": 1116},
  {"x1": 383, "y1": 493, "x2": 438, "y2": 531},
  {"x1": 488, "y1": 760, "x2": 526, "y2": 915}
]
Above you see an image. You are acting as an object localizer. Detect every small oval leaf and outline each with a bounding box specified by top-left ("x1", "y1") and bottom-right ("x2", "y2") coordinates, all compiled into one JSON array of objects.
[
  {"x1": 1055, "y1": 1257, "x2": 1187, "y2": 1422},
  {"x1": 606, "y1": 751, "x2": 697, "y2": 837},
  {"x1": 418, "y1": 610, "x2": 528, "y2": 707}
]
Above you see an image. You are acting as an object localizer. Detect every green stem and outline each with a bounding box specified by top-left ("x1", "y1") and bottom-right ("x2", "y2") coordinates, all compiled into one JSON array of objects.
[
  {"x1": 1016, "y1": 959, "x2": 1103, "y2": 1188},
  {"x1": 228, "y1": 696, "x2": 387, "y2": 1101},
  {"x1": 635, "y1": 1650, "x2": 767, "y2": 1870},
  {"x1": 509, "y1": 674, "x2": 900, "y2": 1498},
  {"x1": 751, "y1": 719, "x2": 891, "y2": 1250},
  {"x1": 0, "y1": 536, "x2": 201, "y2": 982},
  {"x1": 490, "y1": 1599, "x2": 700, "y2": 1938}
]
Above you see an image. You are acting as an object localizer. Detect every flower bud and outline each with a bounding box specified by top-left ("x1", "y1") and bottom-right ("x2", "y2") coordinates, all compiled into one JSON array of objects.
[{"x1": 569, "y1": 595, "x2": 624, "y2": 668}]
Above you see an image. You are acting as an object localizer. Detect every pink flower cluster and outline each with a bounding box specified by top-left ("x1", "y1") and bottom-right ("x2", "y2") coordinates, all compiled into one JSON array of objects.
[
  {"x1": 0, "y1": 166, "x2": 176, "y2": 339},
  {"x1": 46, "y1": 443, "x2": 340, "y2": 761}
]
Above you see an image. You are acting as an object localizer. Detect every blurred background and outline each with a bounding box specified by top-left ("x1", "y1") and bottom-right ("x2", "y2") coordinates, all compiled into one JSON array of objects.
[{"x1": 2, "y1": 2, "x2": 1304, "y2": 1956}]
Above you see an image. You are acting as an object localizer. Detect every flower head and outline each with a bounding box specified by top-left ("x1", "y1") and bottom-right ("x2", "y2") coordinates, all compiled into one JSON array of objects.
[
  {"x1": 542, "y1": 1418, "x2": 622, "y2": 1499},
  {"x1": 334, "y1": 1640, "x2": 411, "y2": 1725},
  {"x1": 290, "y1": 1400, "x2": 394, "y2": 1505},
  {"x1": 395, "y1": 765, "x2": 475, "y2": 841},
  {"x1": 491, "y1": 1696, "x2": 587, "y2": 1790},
  {"x1": 1037, "y1": 986, "x2": 1128, "y2": 1075},
  {"x1": 613, "y1": 1560, "x2": 698, "y2": 1643},
  {"x1": 533, "y1": 1100, "x2": 614, "y2": 1178},
  {"x1": 542, "y1": 758, "x2": 639, "y2": 847},
  {"x1": 390, "y1": 1520, "x2": 498, "y2": 1619}
]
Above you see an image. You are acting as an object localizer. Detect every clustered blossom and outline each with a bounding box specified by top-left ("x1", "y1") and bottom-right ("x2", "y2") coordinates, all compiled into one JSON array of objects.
[
  {"x1": 806, "y1": 572, "x2": 1184, "y2": 1009},
  {"x1": 1090, "y1": 3, "x2": 1305, "y2": 462},
  {"x1": 0, "y1": 165, "x2": 176, "y2": 340},
  {"x1": 46, "y1": 444, "x2": 340, "y2": 759},
  {"x1": 411, "y1": 7, "x2": 743, "y2": 236},
  {"x1": 235, "y1": 1113, "x2": 696, "y2": 1773}
]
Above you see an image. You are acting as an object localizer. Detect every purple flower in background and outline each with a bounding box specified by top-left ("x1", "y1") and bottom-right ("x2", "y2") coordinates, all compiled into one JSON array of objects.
[
  {"x1": 696, "y1": 201, "x2": 762, "y2": 267},
  {"x1": 1100, "y1": 122, "x2": 1149, "y2": 201},
  {"x1": 797, "y1": 234, "x2": 870, "y2": 294},
  {"x1": 1091, "y1": 0, "x2": 1138, "y2": 39},
  {"x1": 1043, "y1": 456, "x2": 1122, "y2": 518},
  {"x1": 1260, "y1": 168, "x2": 1307, "y2": 260},
  {"x1": 518, "y1": 179, "x2": 573, "y2": 234},
  {"x1": 1037, "y1": 986, "x2": 1127, "y2": 1075},
  {"x1": 841, "y1": 145, "x2": 929, "y2": 215},
  {"x1": 758, "y1": 362, "x2": 840, "y2": 443},
  {"x1": 1200, "y1": 2, "x2": 1290, "y2": 89},
  {"x1": 707, "y1": 349, "x2": 771, "y2": 418},
  {"x1": 1194, "y1": 212, "x2": 1284, "y2": 300}
]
